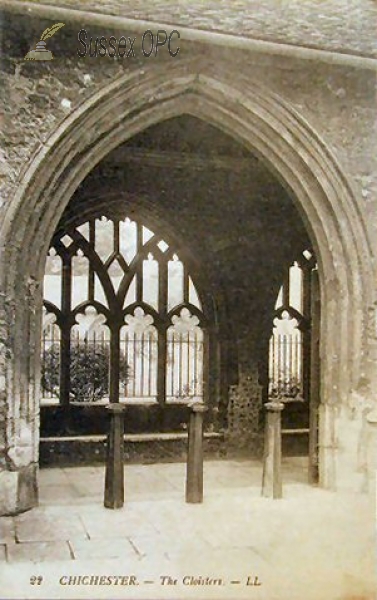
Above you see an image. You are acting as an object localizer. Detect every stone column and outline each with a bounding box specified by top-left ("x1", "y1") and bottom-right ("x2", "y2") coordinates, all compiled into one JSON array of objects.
[
  {"x1": 365, "y1": 407, "x2": 377, "y2": 496},
  {"x1": 104, "y1": 403, "x2": 126, "y2": 509},
  {"x1": 262, "y1": 401, "x2": 284, "y2": 499},
  {"x1": 186, "y1": 401, "x2": 207, "y2": 503},
  {"x1": 308, "y1": 267, "x2": 320, "y2": 484}
]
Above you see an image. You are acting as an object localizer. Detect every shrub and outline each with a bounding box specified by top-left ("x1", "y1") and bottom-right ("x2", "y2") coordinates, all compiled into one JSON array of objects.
[{"x1": 42, "y1": 342, "x2": 129, "y2": 402}]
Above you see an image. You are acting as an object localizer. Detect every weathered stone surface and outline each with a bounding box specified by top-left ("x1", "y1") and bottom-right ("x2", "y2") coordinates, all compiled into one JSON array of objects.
[
  {"x1": 16, "y1": 0, "x2": 377, "y2": 57},
  {"x1": 17, "y1": 464, "x2": 38, "y2": 512},
  {"x1": 7, "y1": 420, "x2": 34, "y2": 468},
  {"x1": 0, "y1": 516, "x2": 15, "y2": 543},
  {"x1": 0, "y1": 472, "x2": 17, "y2": 515},
  {"x1": 6, "y1": 540, "x2": 72, "y2": 562},
  {"x1": 227, "y1": 371, "x2": 263, "y2": 455}
]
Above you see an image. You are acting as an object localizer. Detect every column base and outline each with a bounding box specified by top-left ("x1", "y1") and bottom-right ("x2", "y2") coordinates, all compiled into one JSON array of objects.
[{"x1": 0, "y1": 463, "x2": 38, "y2": 516}]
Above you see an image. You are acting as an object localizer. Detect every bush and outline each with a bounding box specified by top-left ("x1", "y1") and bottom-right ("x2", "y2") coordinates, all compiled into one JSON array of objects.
[
  {"x1": 42, "y1": 342, "x2": 129, "y2": 402},
  {"x1": 269, "y1": 377, "x2": 302, "y2": 400}
]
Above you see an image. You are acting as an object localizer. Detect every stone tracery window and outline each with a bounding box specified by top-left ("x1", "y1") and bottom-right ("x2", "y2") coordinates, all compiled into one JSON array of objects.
[
  {"x1": 166, "y1": 307, "x2": 204, "y2": 402},
  {"x1": 42, "y1": 215, "x2": 205, "y2": 405},
  {"x1": 268, "y1": 252, "x2": 314, "y2": 401}
]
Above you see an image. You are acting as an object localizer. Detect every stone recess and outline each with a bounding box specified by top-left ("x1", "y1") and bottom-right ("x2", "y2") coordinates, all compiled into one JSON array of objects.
[{"x1": 227, "y1": 371, "x2": 263, "y2": 456}]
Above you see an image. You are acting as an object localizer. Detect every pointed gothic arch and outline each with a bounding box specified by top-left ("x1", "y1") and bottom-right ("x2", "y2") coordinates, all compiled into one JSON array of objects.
[
  {"x1": 0, "y1": 57, "x2": 373, "y2": 513},
  {"x1": 42, "y1": 210, "x2": 207, "y2": 407}
]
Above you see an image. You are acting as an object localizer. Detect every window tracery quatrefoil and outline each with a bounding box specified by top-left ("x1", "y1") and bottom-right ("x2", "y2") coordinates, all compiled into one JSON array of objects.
[
  {"x1": 124, "y1": 307, "x2": 155, "y2": 334},
  {"x1": 273, "y1": 311, "x2": 299, "y2": 336},
  {"x1": 75, "y1": 306, "x2": 106, "y2": 336},
  {"x1": 171, "y1": 307, "x2": 201, "y2": 334}
]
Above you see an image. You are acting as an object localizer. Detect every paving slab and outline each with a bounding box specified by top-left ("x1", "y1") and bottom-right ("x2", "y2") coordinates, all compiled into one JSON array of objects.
[
  {"x1": 69, "y1": 536, "x2": 139, "y2": 560},
  {"x1": 38, "y1": 468, "x2": 70, "y2": 485},
  {"x1": 14, "y1": 511, "x2": 88, "y2": 542},
  {"x1": 0, "y1": 517, "x2": 16, "y2": 543},
  {"x1": 6, "y1": 541, "x2": 73, "y2": 562},
  {"x1": 79, "y1": 507, "x2": 159, "y2": 539},
  {"x1": 0, "y1": 544, "x2": 6, "y2": 561},
  {"x1": 128, "y1": 532, "x2": 213, "y2": 560},
  {"x1": 38, "y1": 484, "x2": 81, "y2": 505},
  {"x1": 0, "y1": 459, "x2": 375, "y2": 600}
]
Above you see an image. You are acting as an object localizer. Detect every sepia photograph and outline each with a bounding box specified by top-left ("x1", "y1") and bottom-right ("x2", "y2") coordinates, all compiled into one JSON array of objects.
[{"x1": 0, "y1": 2, "x2": 376, "y2": 599}]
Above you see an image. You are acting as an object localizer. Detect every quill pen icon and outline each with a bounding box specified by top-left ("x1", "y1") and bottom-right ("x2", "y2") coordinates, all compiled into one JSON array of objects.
[{"x1": 25, "y1": 22, "x2": 65, "y2": 61}]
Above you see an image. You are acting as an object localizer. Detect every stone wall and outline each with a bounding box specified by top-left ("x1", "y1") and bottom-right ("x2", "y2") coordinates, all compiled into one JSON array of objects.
[
  {"x1": 227, "y1": 370, "x2": 263, "y2": 456},
  {"x1": 0, "y1": 7, "x2": 376, "y2": 511},
  {"x1": 10, "y1": 0, "x2": 377, "y2": 57},
  {"x1": 1, "y1": 14, "x2": 375, "y2": 264},
  {"x1": 1, "y1": 13, "x2": 376, "y2": 247}
]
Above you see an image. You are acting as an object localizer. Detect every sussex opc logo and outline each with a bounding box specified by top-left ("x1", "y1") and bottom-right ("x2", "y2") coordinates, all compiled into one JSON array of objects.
[{"x1": 24, "y1": 23, "x2": 65, "y2": 61}]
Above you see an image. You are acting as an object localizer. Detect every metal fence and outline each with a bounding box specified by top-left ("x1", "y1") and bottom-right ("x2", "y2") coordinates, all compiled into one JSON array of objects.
[
  {"x1": 119, "y1": 328, "x2": 158, "y2": 399},
  {"x1": 41, "y1": 323, "x2": 204, "y2": 403},
  {"x1": 268, "y1": 332, "x2": 303, "y2": 399},
  {"x1": 166, "y1": 328, "x2": 204, "y2": 401}
]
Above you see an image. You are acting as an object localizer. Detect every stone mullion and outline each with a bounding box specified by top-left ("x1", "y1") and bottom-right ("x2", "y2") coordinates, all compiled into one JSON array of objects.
[
  {"x1": 301, "y1": 264, "x2": 312, "y2": 404},
  {"x1": 183, "y1": 264, "x2": 189, "y2": 304},
  {"x1": 157, "y1": 328, "x2": 167, "y2": 408},
  {"x1": 202, "y1": 327, "x2": 211, "y2": 413},
  {"x1": 157, "y1": 259, "x2": 168, "y2": 407},
  {"x1": 136, "y1": 223, "x2": 143, "y2": 303},
  {"x1": 113, "y1": 219, "x2": 120, "y2": 254},
  {"x1": 88, "y1": 219, "x2": 95, "y2": 302},
  {"x1": 60, "y1": 255, "x2": 72, "y2": 407},
  {"x1": 282, "y1": 269, "x2": 290, "y2": 308},
  {"x1": 109, "y1": 321, "x2": 121, "y2": 404}
]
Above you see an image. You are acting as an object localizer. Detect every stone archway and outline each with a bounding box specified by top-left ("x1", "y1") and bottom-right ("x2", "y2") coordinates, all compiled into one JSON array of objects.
[{"x1": 0, "y1": 58, "x2": 373, "y2": 514}]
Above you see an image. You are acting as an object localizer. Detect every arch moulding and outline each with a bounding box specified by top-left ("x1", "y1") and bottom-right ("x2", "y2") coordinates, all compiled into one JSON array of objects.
[{"x1": 0, "y1": 58, "x2": 373, "y2": 514}]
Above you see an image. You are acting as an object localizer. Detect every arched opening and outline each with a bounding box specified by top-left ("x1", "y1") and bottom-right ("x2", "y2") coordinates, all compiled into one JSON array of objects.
[
  {"x1": 0, "y1": 60, "x2": 372, "y2": 514},
  {"x1": 40, "y1": 204, "x2": 209, "y2": 448},
  {"x1": 38, "y1": 113, "x2": 315, "y2": 473},
  {"x1": 267, "y1": 250, "x2": 319, "y2": 466}
]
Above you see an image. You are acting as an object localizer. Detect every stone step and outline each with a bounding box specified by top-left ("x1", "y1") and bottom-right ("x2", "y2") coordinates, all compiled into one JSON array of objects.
[{"x1": 40, "y1": 432, "x2": 222, "y2": 443}]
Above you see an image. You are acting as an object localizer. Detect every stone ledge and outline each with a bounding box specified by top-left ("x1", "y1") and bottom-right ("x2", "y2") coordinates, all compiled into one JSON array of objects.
[
  {"x1": 282, "y1": 428, "x2": 310, "y2": 435},
  {"x1": 39, "y1": 434, "x2": 226, "y2": 467},
  {"x1": 40, "y1": 432, "x2": 223, "y2": 442}
]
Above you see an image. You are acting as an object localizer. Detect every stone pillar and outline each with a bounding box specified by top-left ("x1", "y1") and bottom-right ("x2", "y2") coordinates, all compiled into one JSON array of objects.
[
  {"x1": 308, "y1": 267, "x2": 320, "y2": 484},
  {"x1": 262, "y1": 401, "x2": 284, "y2": 499},
  {"x1": 365, "y1": 407, "x2": 377, "y2": 496},
  {"x1": 104, "y1": 403, "x2": 126, "y2": 509},
  {"x1": 318, "y1": 402, "x2": 337, "y2": 490},
  {"x1": 186, "y1": 401, "x2": 207, "y2": 503}
]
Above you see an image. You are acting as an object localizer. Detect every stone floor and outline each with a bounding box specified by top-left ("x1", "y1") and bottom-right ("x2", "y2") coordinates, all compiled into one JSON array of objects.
[{"x1": 0, "y1": 458, "x2": 375, "y2": 600}]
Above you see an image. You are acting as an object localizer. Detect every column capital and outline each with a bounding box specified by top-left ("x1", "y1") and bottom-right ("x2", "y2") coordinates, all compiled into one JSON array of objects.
[
  {"x1": 265, "y1": 401, "x2": 285, "y2": 412},
  {"x1": 188, "y1": 401, "x2": 207, "y2": 413},
  {"x1": 106, "y1": 403, "x2": 127, "y2": 414}
]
